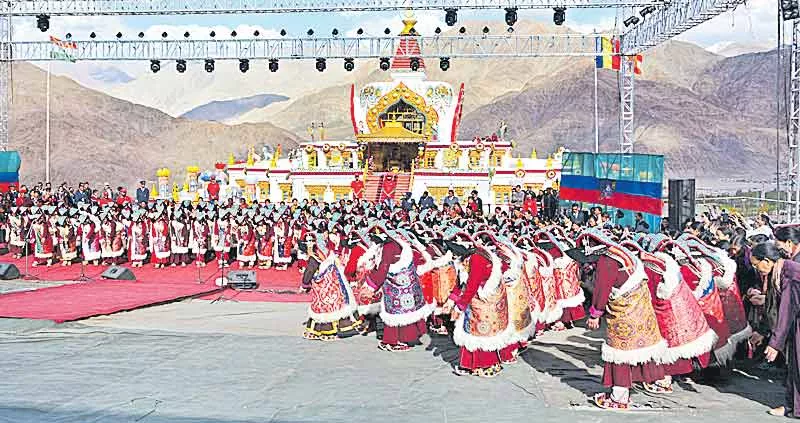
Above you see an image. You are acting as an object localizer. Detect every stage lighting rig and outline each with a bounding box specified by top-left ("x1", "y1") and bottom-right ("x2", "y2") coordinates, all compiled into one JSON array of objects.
[
  {"x1": 205, "y1": 59, "x2": 215, "y2": 73},
  {"x1": 344, "y1": 58, "x2": 354, "y2": 72},
  {"x1": 623, "y1": 15, "x2": 640, "y2": 27},
  {"x1": 36, "y1": 14, "x2": 49, "y2": 32},
  {"x1": 316, "y1": 57, "x2": 326, "y2": 72},
  {"x1": 268, "y1": 58, "x2": 279, "y2": 72},
  {"x1": 782, "y1": 0, "x2": 800, "y2": 20},
  {"x1": 176, "y1": 59, "x2": 187, "y2": 73},
  {"x1": 410, "y1": 57, "x2": 420, "y2": 71},
  {"x1": 445, "y1": 8, "x2": 458, "y2": 26},
  {"x1": 150, "y1": 60, "x2": 160, "y2": 73},
  {"x1": 640, "y1": 5, "x2": 656, "y2": 16},
  {"x1": 553, "y1": 8, "x2": 566, "y2": 26},
  {"x1": 505, "y1": 8, "x2": 518, "y2": 26},
  {"x1": 439, "y1": 57, "x2": 450, "y2": 71},
  {"x1": 379, "y1": 57, "x2": 391, "y2": 71},
  {"x1": 239, "y1": 59, "x2": 250, "y2": 73}
]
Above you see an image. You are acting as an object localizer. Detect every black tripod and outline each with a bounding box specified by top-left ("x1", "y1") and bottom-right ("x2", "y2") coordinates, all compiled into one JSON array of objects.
[{"x1": 210, "y1": 253, "x2": 239, "y2": 303}]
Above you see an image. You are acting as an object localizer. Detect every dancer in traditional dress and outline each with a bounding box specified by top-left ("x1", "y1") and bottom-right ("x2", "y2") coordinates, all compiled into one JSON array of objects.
[
  {"x1": 191, "y1": 210, "x2": 211, "y2": 267},
  {"x1": 236, "y1": 214, "x2": 257, "y2": 268},
  {"x1": 254, "y1": 215, "x2": 273, "y2": 269},
  {"x1": 100, "y1": 212, "x2": 126, "y2": 265},
  {"x1": 128, "y1": 209, "x2": 149, "y2": 267},
  {"x1": 80, "y1": 211, "x2": 102, "y2": 265},
  {"x1": 55, "y1": 216, "x2": 78, "y2": 266},
  {"x1": 537, "y1": 229, "x2": 586, "y2": 330},
  {"x1": 169, "y1": 208, "x2": 192, "y2": 267},
  {"x1": 150, "y1": 207, "x2": 171, "y2": 268},
  {"x1": 212, "y1": 209, "x2": 233, "y2": 267},
  {"x1": 8, "y1": 207, "x2": 27, "y2": 258},
  {"x1": 578, "y1": 230, "x2": 666, "y2": 410},
  {"x1": 30, "y1": 211, "x2": 54, "y2": 267},
  {"x1": 272, "y1": 214, "x2": 293, "y2": 270}
]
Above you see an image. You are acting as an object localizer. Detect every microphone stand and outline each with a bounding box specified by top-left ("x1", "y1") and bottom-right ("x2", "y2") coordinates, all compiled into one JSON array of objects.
[{"x1": 211, "y1": 247, "x2": 238, "y2": 303}]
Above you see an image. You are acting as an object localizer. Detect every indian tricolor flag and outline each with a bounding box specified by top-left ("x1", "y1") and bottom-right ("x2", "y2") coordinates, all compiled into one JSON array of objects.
[{"x1": 49, "y1": 36, "x2": 77, "y2": 63}]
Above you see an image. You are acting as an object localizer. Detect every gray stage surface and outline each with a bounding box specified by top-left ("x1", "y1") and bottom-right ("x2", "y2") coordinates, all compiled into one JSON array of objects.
[{"x1": 0, "y1": 283, "x2": 787, "y2": 423}]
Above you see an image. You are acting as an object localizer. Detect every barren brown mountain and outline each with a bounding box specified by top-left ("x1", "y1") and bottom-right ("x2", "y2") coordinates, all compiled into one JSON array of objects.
[{"x1": 11, "y1": 63, "x2": 299, "y2": 188}]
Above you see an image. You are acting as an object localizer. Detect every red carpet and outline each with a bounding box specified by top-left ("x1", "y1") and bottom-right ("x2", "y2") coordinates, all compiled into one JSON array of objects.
[
  {"x1": 197, "y1": 288, "x2": 310, "y2": 303},
  {"x1": 0, "y1": 281, "x2": 222, "y2": 323},
  {"x1": 0, "y1": 256, "x2": 302, "y2": 289}
]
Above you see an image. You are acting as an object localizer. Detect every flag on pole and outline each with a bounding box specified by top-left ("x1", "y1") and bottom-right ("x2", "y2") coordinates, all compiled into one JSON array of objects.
[
  {"x1": 633, "y1": 54, "x2": 643, "y2": 75},
  {"x1": 49, "y1": 36, "x2": 77, "y2": 63},
  {"x1": 595, "y1": 36, "x2": 620, "y2": 70}
]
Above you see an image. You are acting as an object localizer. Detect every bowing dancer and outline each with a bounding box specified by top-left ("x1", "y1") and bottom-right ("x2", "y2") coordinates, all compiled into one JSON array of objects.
[
  {"x1": 443, "y1": 230, "x2": 512, "y2": 378},
  {"x1": 303, "y1": 233, "x2": 361, "y2": 340},
  {"x1": 362, "y1": 226, "x2": 432, "y2": 352},
  {"x1": 578, "y1": 230, "x2": 666, "y2": 410},
  {"x1": 537, "y1": 228, "x2": 586, "y2": 330}
]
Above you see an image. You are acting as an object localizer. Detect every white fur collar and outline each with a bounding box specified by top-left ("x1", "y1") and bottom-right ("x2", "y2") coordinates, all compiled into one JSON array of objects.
[
  {"x1": 553, "y1": 255, "x2": 574, "y2": 270},
  {"x1": 654, "y1": 252, "x2": 682, "y2": 300},
  {"x1": 611, "y1": 260, "x2": 647, "y2": 298},
  {"x1": 713, "y1": 255, "x2": 737, "y2": 290},
  {"x1": 501, "y1": 248, "x2": 523, "y2": 285},
  {"x1": 477, "y1": 249, "x2": 503, "y2": 300},
  {"x1": 388, "y1": 238, "x2": 414, "y2": 274},
  {"x1": 692, "y1": 259, "x2": 714, "y2": 299},
  {"x1": 357, "y1": 243, "x2": 382, "y2": 271}
]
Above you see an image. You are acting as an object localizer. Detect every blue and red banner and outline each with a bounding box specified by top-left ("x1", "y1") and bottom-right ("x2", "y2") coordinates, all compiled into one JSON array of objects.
[{"x1": 560, "y1": 174, "x2": 662, "y2": 215}]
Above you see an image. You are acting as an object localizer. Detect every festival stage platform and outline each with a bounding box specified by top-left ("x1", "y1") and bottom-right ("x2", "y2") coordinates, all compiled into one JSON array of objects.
[{"x1": 0, "y1": 257, "x2": 309, "y2": 322}]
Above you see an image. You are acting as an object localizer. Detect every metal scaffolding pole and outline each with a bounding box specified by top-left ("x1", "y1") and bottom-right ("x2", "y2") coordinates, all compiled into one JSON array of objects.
[
  {"x1": 619, "y1": 55, "x2": 634, "y2": 154},
  {"x1": 2, "y1": 0, "x2": 667, "y2": 16},
  {"x1": 790, "y1": 20, "x2": 800, "y2": 222},
  {"x1": 0, "y1": 14, "x2": 10, "y2": 152}
]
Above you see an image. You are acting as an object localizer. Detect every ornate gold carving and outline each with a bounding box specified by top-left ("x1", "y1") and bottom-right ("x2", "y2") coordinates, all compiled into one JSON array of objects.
[
  {"x1": 366, "y1": 82, "x2": 439, "y2": 137},
  {"x1": 235, "y1": 179, "x2": 246, "y2": 189}
]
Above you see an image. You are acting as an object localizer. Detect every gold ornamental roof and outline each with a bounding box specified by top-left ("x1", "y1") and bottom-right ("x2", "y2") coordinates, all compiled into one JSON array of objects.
[{"x1": 357, "y1": 121, "x2": 428, "y2": 143}]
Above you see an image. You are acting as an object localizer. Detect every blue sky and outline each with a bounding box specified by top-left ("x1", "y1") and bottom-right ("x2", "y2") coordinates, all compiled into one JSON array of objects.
[{"x1": 10, "y1": 1, "x2": 779, "y2": 51}]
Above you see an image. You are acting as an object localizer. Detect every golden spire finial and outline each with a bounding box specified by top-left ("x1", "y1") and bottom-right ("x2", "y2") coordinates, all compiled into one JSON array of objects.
[{"x1": 400, "y1": 11, "x2": 417, "y2": 36}]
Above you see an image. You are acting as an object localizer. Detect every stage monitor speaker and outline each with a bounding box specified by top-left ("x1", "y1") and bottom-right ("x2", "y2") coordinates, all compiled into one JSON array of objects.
[
  {"x1": 101, "y1": 266, "x2": 136, "y2": 281},
  {"x1": 0, "y1": 262, "x2": 20, "y2": 280},
  {"x1": 226, "y1": 270, "x2": 258, "y2": 290},
  {"x1": 668, "y1": 179, "x2": 696, "y2": 232}
]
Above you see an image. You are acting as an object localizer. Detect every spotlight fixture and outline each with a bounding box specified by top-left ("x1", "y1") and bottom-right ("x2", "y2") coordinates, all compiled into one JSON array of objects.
[
  {"x1": 458, "y1": 26, "x2": 466, "y2": 34},
  {"x1": 640, "y1": 5, "x2": 656, "y2": 16},
  {"x1": 332, "y1": 28, "x2": 339, "y2": 36},
  {"x1": 444, "y1": 8, "x2": 458, "y2": 26},
  {"x1": 280, "y1": 29, "x2": 286, "y2": 36},
  {"x1": 116, "y1": 32, "x2": 123, "y2": 39},
  {"x1": 205, "y1": 59, "x2": 215, "y2": 73},
  {"x1": 482, "y1": 26, "x2": 490, "y2": 34},
  {"x1": 439, "y1": 57, "x2": 450, "y2": 71},
  {"x1": 138, "y1": 31, "x2": 144, "y2": 38},
  {"x1": 268, "y1": 58, "x2": 279, "y2": 72},
  {"x1": 90, "y1": 32, "x2": 97, "y2": 39},
  {"x1": 384, "y1": 27, "x2": 391, "y2": 35},
  {"x1": 65, "y1": 33, "x2": 72, "y2": 39},
  {"x1": 231, "y1": 30, "x2": 237, "y2": 37},
  {"x1": 239, "y1": 58, "x2": 250, "y2": 73},
  {"x1": 356, "y1": 28, "x2": 364, "y2": 35},
  {"x1": 161, "y1": 31, "x2": 168, "y2": 38},
  {"x1": 36, "y1": 14, "x2": 49, "y2": 32},
  {"x1": 307, "y1": 28, "x2": 314, "y2": 36},
  {"x1": 379, "y1": 57, "x2": 391, "y2": 71},
  {"x1": 409, "y1": 57, "x2": 420, "y2": 71},
  {"x1": 507, "y1": 26, "x2": 515, "y2": 33},
  {"x1": 150, "y1": 59, "x2": 160, "y2": 73},
  {"x1": 183, "y1": 31, "x2": 190, "y2": 38},
  {"x1": 315, "y1": 57, "x2": 326, "y2": 72},
  {"x1": 553, "y1": 7, "x2": 566, "y2": 26},
  {"x1": 782, "y1": 0, "x2": 800, "y2": 20},
  {"x1": 344, "y1": 57, "x2": 354, "y2": 72},
  {"x1": 505, "y1": 7, "x2": 518, "y2": 26},
  {"x1": 623, "y1": 15, "x2": 640, "y2": 27},
  {"x1": 253, "y1": 30, "x2": 260, "y2": 36},
  {"x1": 176, "y1": 59, "x2": 187, "y2": 73},
  {"x1": 434, "y1": 27, "x2": 442, "y2": 35},
  {"x1": 210, "y1": 30, "x2": 216, "y2": 37}
]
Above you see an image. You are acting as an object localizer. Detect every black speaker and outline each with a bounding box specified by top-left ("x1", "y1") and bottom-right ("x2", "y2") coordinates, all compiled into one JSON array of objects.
[
  {"x1": 0, "y1": 262, "x2": 20, "y2": 280},
  {"x1": 668, "y1": 179, "x2": 696, "y2": 232},
  {"x1": 226, "y1": 270, "x2": 258, "y2": 290},
  {"x1": 101, "y1": 266, "x2": 136, "y2": 281}
]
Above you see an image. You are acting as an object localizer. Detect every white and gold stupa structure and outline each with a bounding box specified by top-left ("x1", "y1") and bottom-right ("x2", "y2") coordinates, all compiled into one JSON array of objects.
[{"x1": 224, "y1": 13, "x2": 563, "y2": 206}]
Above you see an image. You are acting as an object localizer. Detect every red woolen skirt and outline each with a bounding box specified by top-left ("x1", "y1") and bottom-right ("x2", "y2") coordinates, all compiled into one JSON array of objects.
[
  {"x1": 560, "y1": 305, "x2": 586, "y2": 323},
  {"x1": 382, "y1": 319, "x2": 426, "y2": 345},
  {"x1": 499, "y1": 341, "x2": 527, "y2": 361},
  {"x1": 460, "y1": 348, "x2": 501, "y2": 370},
  {"x1": 602, "y1": 361, "x2": 665, "y2": 388}
]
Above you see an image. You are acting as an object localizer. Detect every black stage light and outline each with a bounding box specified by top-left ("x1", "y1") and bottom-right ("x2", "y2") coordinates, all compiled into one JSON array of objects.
[
  {"x1": 90, "y1": 32, "x2": 97, "y2": 39},
  {"x1": 65, "y1": 33, "x2": 72, "y2": 39},
  {"x1": 36, "y1": 14, "x2": 49, "y2": 32},
  {"x1": 357, "y1": 28, "x2": 364, "y2": 35},
  {"x1": 210, "y1": 30, "x2": 216, "y2": 37},
  {"x1": 623, "y1": 15, "x2": 640, "y2": 27},
  {"x1": 280, "y1": 29, "x2": 286, "y2": 36},
  {"x1": 439, "y1": 57, "x2": 450, "y2": 71},
  {"x1": 307, "y1": 28, "x2": 314, "y2": 36},
  {"x1": 782, "y1": 0, "x2": 800, "y2": 20},
  {"x1": 505, "y1": 7, "x2": 518, "y2": 26},
  {"x1": 138, "y1": 31, "x2": 144, "y2": 38},
  {"x1": 183, "y1": 31, "x2": 190, "y2": 38},
  {"x1": 253, "y1": 30, "x2": 260, "y2": 37},
  {"x1": 231, "y1": 30, "x2": 237, "y2": 37},
  {"x1": 482, "y1": 26, "x2": 490, "y2": 34},
  {"x1": 445, "y1": 8, "x2": 457, "y2": 26},
  {"x1": 435, "y1": 27, "x2": 442, "y2": 34},
  {"x1": 458, "y1": 26, "x2": 466, "y2": 34},
  {"x1": 150, "y1": 59, "x2": 160, "y2": 73},
  {"x1": 239, "y1": 58, "x2": 250, "y2": 73},
  {"x1": 344, "y1": 57, "x2": 354, "y2": 72},
  {"x1": 205, "y1": 59, "x2": 215, "y2": 73},
  {"x1": 176, "y1": 59, "x2": 187, "y2": 73},
  {"x1": 116, "y1": 32, "x2": 123, "y2": 38},
  {"x1": 332, "y1": 28, "x2": 339, "y2": 36},
  {"x1": 553, "y1": 7, "x2": 566, "y2": 26},
  {"x1": 640, "y1": 5, "x2": 656, "y2": 16},
  {"x1": 161, "y1": 31, "x2": 168, "y2": 38},
  {"x1": 269, "y1": 58, "x2": 279, "y2": 72},
  {"x1": 384, "y1": 27, "x2": 391, "y2": 35},
  {"x1": 316, "y1": 57, "x2": 326, "y2": 72},
  {"x1": 379, "y1": 57, "x2": 390, "y2": 71},
  {"x1": 410, "y1": 57, "x2": 420, "y2": 71}
]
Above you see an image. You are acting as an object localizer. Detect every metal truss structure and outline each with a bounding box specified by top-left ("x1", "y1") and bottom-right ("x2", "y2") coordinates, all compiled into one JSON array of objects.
[
  {"x1": 0, "y1": 15, "x2": 9, "y2": 152},
  {"x1": 618, "y1": 55, "x2": 634, "y2": 154},
  {"x1": 789, "y1": 20, "x2": 800, "y2": 222},
  {"x1": 619, "y1": 0, "x2": 747, "y2": 54},
  {"x1": 3, "y1": 0, "x2": 667, "y2": 15},
  {"x1": 10, "y1": 34, "x2": 606, "y2": 61}
]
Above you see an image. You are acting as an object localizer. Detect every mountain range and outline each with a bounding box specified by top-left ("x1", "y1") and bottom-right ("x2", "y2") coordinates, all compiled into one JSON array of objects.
[{"x1": 10, "y1": 20, "x2": 785, "y2": 187}]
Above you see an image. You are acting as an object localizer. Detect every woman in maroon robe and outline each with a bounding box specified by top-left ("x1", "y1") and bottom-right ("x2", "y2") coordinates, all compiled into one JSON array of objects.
[{"x1": 752, "y1": 242, "x2": 800, "y2": 417}]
